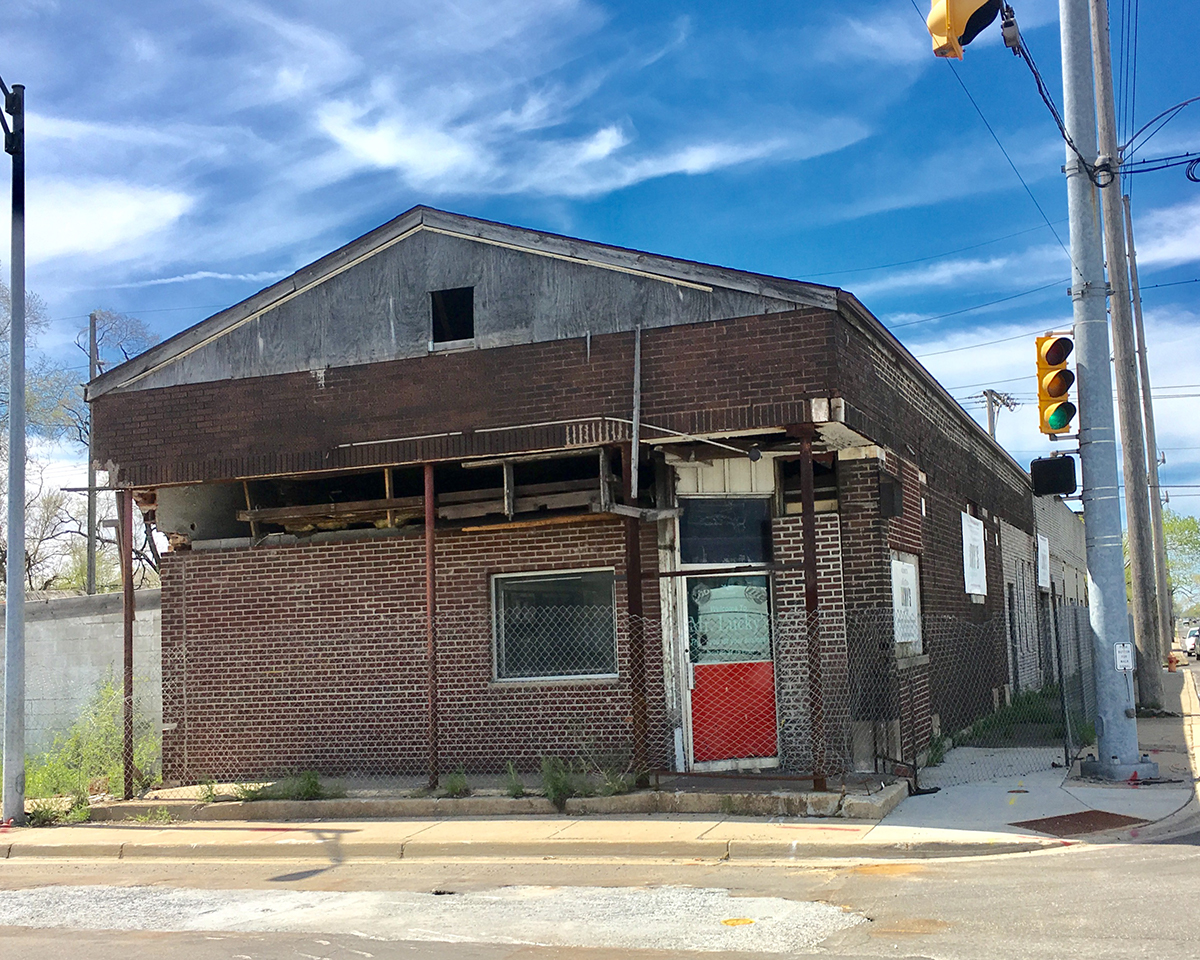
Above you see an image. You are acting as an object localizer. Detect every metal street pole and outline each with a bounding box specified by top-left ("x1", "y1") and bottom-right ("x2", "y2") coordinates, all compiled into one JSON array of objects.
[
  {"x1": 1123, "y1": 195, "x2": 1173, "y2": 658},
  {"x1": 1089, "y1": 0, "x2": 1162, "y2": 708},
  {"x1": 87, "y1": 312, "x2": 97, "y2": 595},
  {"x1": 1058, "y1": 0, "x2": 1156, "y2": 778},
  {"x1": 984, "y1": 389, "x2": 997, "y2": 439},
  {"x1": 1, "y1": 79, "x2": 26, "y2": 825}
]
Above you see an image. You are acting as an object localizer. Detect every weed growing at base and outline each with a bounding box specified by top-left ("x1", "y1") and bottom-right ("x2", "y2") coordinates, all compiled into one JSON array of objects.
[
  {"x1": 18, "y1": 675, "x2": 160, "y2": 801},
  {"x1": 235, "y1": 771, "x2": 342, "y2": 801},
  {"x1": 440, "y1": 769, "x2": 470, "y2": 798}
]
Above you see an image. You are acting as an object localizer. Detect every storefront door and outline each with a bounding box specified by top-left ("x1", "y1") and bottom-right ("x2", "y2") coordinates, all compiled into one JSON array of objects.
[{"x1": 686, "y1": 574, "x2": 778, "y2": 763}]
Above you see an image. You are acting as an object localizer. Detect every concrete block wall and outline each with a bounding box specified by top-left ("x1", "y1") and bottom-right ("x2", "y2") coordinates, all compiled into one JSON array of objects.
[
  {"x1": 999, "y1": 518, "x2": 1043, "y2": 694},
  {"x1": 0, "y1": 591, "x2": 161, "y2": 754}
]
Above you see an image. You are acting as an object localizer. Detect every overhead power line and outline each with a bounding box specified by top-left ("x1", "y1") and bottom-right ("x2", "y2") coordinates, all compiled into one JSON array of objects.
[
  {"x1": 887, "y1": 279, "x2": 1067, "y2": 331},
  {"x1": 804, "y1": 220, "x2": 1066, "y2": 278}
]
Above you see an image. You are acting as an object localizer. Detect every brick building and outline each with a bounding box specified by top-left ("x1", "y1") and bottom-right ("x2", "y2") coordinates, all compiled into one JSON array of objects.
[{"x1": 89, "y1": 206, "x2": 1084, "y2": 784}]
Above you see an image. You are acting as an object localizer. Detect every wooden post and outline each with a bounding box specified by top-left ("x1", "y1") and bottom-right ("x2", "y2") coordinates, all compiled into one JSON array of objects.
[
  {"x1": 797, "y1": 427, "x2": 827, "y2": 792},
  {"x1": 117, "y1": 489, "x2": 136, "y2": 800},
  {"x1": 424, "y1": 463, "x2": 439, "y2": 790},
  {"x1": 622, "y1": 443, "x2": 649, "y2": 776},
  {"x1": 384, "y1": 468, "x2": 394, "y2": 527}
]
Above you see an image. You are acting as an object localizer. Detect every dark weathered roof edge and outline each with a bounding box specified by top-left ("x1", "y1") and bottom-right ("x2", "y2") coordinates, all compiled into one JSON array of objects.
[
  {"x1": 834, "y1": 290, "x2": 1031, "y2": 484},
  {"x1": 86, "y1": 206, "x2": 839, "y2": 401}
]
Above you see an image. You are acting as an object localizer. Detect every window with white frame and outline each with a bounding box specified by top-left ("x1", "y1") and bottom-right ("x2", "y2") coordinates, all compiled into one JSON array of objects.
[{"x1": 493, "y1": 569, "x2": 617, "y2": 680}]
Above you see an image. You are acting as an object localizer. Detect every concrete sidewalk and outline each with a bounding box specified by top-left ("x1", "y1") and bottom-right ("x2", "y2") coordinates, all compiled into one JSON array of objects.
[{"x1": 882, "y1": 656, "x2": 1199, "y2": 845}]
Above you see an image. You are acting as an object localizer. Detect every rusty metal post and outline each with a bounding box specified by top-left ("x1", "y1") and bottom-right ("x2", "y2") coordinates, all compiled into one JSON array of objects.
[
  {"x1": 798, "y1": 427, "x2": 827, "y2": 792},
  {"x1": 117, "y1": 489, "x2": 136, "y2": 800},
  {"x1": 622, "y1": 443, "x2": 649, "y2": 776},
  {"x1": 424, "y1": 463, "x2": 439, "y2": 790}
]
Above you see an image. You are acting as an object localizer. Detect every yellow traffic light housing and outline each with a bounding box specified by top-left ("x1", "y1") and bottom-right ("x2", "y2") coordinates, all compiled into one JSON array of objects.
[
  {"x1": 1037, "y1": 334, "x2": 1076, "y2": 435},
  {"x1": 927, "y1": 0, "x2": 1003, "y2": 59}
]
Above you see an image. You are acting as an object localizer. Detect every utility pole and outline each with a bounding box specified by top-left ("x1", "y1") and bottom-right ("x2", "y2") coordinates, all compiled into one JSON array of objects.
[
  {"x1": 1058, "y1": 0, "x2": 1156, "y2": 778},
  {"x1": 1124, "y1": 195, "x2": 1173, "y2": 658},
  {"x1": 1089, "y1": 0, "x2": 1162, "y2": 708},
  {"x1": 87, "y1": 312, "x2": 98, "y2": 595},
  {"x1": 1, "y1": 78, "x2": 26, "y2": 825},
  {"x1": 981, "y1": 389, "x2": 1016, "y2": 439}
]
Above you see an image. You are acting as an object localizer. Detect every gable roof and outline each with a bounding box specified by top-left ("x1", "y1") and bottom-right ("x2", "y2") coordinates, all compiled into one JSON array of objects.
[{"x1": 86, "y1": 206, "x2": 840, "y2": 401}]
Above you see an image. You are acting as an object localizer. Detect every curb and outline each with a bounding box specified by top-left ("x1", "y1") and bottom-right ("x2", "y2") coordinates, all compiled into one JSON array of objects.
[
  {"x1": 85, "y1": 783, "x2": 910, "y2": 825},
  {"x1": 1, "y1": 833, "x2": 1056, "y2": 863}
]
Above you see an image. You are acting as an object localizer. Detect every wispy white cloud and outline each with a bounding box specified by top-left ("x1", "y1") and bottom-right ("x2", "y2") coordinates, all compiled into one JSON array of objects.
[
  {"x1": 1135, "y1": 196, "x2": 1200, "y2": 268},
  {"x1": 20, "y1": 179, "x2": 193, "y2": 263},
  {"x1": 107, "y1": 270, "x2": 287, "y2": 289},
  {"x1": 815, "y1": 8, "x2": 931, "y2": 66},
  {"x1": 853, "y1": 243, "x2": 1069, "y2": 297}
]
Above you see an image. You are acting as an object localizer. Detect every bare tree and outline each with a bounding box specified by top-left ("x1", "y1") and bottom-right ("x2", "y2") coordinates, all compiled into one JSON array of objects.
[{"x1": 0, "y1": 283, "x2": 163, "y2": 593}]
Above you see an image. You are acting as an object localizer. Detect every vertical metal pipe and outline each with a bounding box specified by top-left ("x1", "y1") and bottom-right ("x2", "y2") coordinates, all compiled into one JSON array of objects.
[
  {"x1": 1123, "y1": 195, "x2": 1173, "y2": 659},
  {"x1": 629, "y1": 326, "x2": 642, "y2": 500},
  {"x1": 2, "y1": 82, "x2": 27, "y2": 825},
  {"x1": 1059, "y1": 0, "x2": 1150, "y2": 774},
  {"x1": 424, "y1": 462, "x2": 438, "y2": 790},
  {"x1": 798, "y1": 427, "x2": 826, "y2": 791},
  {"x1": 1089, "y1": 0, "x2": 1162, "y2": 708},
  {"x1": 119, "y1": 489, "x2": 135, "y2": 800},
  {"x1": 87, "y1": 312, "x2": 97, "y2": 594},
  {"x1": 622, "y1": 443, "x2": 649, "y2": 776}
]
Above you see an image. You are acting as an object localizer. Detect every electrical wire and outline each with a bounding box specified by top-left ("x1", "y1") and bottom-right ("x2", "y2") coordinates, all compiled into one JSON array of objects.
[
  {"x1": 905, "y1": 0, "x2": 1077, "y2": 266},
  {"x1": 914, "y1": 328, "x2": 1045, "y2": 358},
  {"x1": 1122, "y1": 151, "x2": 1200, "y2": 176},
  {"x1": 802, "y1": 220, "x2": 1066, "y2": 278},
  {"x1": 1121, "y1": 96, "x2": 1200, "y2": 158},
  {"x1": 1012, "y1": 32, "x2": 1109, "y2": 187},
  {"x1": 887, "y1": 278, "x2": 1067, "y2": 330}
]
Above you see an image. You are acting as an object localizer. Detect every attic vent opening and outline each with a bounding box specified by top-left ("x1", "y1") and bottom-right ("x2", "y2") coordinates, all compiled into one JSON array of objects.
[{"x1": 430, "y1": 287, "x2": 474, "y2": 346}]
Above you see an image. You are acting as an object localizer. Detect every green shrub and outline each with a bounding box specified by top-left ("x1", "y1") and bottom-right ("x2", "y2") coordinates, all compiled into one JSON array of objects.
[
  {"x1": 598, "y1": 768, "x2": 634, "y2": 796},
  {"x1": 441, "y1": 770, "x2": 470, "y2": 799},
  {"x1": 540, "y1": 757, "x2": 594, "y2": 811},
  {"x1": 502, "y1": 761, "x2": 526, "y2": 798},
  {"x1": 925, "y1": 733, "x2": 950, "y2": 767},
  {"x1": 20, "y1": 675, "x2": 160, "y2": 801},
  {"x1": 234, "y1": 770, "x2": 331, "y2": 802},
  {"x1": 132, "y1": 806, "x2": 173, "y2": 823},
  {"x1": 26, "y1": 795, "x2": 90, "y2": 827}
]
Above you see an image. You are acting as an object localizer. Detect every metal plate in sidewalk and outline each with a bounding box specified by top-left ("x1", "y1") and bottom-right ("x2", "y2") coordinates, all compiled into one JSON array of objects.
[{"x1": 1010, "y1": 810, "x2": 1148, "y2": 837}]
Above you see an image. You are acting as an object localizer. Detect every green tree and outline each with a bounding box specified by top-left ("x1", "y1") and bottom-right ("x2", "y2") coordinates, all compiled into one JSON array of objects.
[{"x1": 1163, "y1": 508, "x2": 1200, "y2": 618}]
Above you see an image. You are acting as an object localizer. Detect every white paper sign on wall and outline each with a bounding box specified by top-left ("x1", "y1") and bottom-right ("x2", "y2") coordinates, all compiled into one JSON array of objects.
[
  {"x1": 962, "y1": 512, "x2": 987, "y2": 596},
  {"x1": 1037, "y1": 534, "x2": 1050, "y2": 590},
  {"x1": 891, "y1": 553, "x2": 922, "y2": 653}
]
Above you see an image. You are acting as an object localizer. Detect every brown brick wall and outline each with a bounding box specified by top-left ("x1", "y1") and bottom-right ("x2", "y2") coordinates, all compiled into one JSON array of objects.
[
  {"x1": 95, "y1": 308, "x2": 836, "y2": 487},
  {"x1": 160, "y1": 517, "x2": 667, "y2": 781},
  {"x1": 770, "y1": 513, "x2": 851, "y2": 772}
]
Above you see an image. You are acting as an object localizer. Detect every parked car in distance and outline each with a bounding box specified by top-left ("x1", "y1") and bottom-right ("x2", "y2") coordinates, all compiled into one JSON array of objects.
[{"x1": 1185, "y1": 626, "x2": 1200, "y2": 657}]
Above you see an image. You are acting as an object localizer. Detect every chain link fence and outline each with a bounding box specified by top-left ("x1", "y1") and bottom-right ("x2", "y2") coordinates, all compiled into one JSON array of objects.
[{"x1": 16, "y1": 592, "x2": 1098, "y2": 805}]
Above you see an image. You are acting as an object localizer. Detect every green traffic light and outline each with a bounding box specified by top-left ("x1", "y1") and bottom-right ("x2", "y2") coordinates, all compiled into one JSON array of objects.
[{"x1": 1046, "y1": 401, "x2": 1077, "y2": 431}]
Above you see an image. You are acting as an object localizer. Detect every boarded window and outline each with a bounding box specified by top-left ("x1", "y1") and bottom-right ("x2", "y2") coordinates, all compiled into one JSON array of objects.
[
  {"x1": 494, "y1": 570, "x2": 616, "y2": 679},
  {"x1": 430, "y1": 287, "x2": 474, "y2": 343},
  {"x1": 679, "y1": 498, "x2": 772, "y2": 565}
]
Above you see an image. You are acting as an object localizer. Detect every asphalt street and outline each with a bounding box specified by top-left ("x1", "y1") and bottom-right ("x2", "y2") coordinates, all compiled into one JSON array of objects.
[{"x1": 3, "y1": 831, "x2": 1200, "y2": 960}]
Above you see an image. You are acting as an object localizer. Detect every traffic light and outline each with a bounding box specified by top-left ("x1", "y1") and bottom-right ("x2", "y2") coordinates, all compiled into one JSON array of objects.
[
  {"x1": 927, "y1": 0, "x2": 1003, "y2": 59},
  {"x1": 1037, "y1": 334, "x2": 1076, "y2": 435}
]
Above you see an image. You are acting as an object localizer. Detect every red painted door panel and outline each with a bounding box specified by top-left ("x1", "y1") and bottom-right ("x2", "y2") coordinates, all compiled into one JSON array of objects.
[{"x1": 690, "y1": 660, "x2": 778, "y2": 762}]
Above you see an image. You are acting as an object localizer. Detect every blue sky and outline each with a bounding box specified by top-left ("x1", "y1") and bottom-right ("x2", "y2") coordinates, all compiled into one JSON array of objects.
[{"x1": 3, "y1": 0, "x2": 1199, "y2": 515}]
